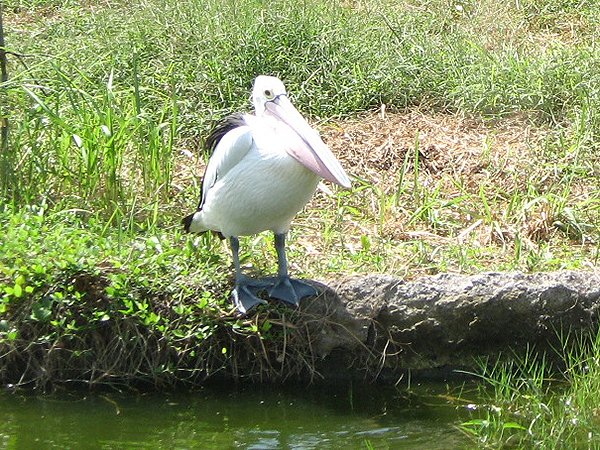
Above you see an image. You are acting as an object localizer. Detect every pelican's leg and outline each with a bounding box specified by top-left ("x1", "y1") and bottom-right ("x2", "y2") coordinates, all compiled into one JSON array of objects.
[
  {"x1": 230, "y1": 236, "x2": 267, "y2": 314},
  {"x1": 268, "y1": 233, "x2": 319, "y2": 306}
]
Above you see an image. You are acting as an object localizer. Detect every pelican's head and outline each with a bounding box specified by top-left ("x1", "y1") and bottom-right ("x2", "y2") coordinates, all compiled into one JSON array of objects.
[
  {"x1": 249, "y1": 75, "x2": 351, "y2": 189},
  {"x1": 252, "y1": 75, "x2": 288, "y2": 116}
]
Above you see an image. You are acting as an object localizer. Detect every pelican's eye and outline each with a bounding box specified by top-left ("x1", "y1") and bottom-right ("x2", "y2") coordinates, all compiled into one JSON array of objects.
[{"x1": 264, "y1": 89, "x2": 275, "y2": 99}]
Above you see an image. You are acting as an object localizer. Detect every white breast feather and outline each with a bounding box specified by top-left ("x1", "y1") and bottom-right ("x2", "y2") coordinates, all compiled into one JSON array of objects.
[{"x1": 196, "y1": 118, "x2": 320, "y2": 237}]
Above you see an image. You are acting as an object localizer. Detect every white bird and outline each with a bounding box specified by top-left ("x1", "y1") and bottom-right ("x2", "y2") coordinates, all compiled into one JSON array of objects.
[{"x1": 183, "y1": 75, "x2": 350, "y2": 313}]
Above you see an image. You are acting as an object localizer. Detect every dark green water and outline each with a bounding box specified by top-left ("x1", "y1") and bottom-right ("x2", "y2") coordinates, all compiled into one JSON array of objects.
[{"x1": 0, "y1": 382, "x2": 473, "y2": 449}]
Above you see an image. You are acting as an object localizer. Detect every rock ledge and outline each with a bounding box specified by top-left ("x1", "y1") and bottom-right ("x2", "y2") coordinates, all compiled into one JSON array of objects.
[{"x1": 301, "y1": 271, "x2": 600, "y2": 380}]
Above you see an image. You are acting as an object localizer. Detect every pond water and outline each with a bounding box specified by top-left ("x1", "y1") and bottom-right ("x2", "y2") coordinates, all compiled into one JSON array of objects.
[{"x1": 0, "y1": 382, "x2": 474, "y2": 449}]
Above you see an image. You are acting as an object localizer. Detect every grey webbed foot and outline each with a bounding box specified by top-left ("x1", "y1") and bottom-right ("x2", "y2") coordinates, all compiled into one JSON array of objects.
[
  {"x1": 229, "y1": 236, "x2": 272, "y2": 314},
  {"x1": 268, "y1": 276, "x2": 319, "y2": 307},
  {"x1": 232, "y1": 283, "x2": 267, "y2": 314},
  {"x1": 228, "y1": 234, "x2": 319, "y2": 313}
]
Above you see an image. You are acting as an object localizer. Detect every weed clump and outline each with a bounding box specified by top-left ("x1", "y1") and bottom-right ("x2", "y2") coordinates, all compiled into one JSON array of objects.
[{"x1": 0, "y1": 208, "x2": 327, "y2": 389}]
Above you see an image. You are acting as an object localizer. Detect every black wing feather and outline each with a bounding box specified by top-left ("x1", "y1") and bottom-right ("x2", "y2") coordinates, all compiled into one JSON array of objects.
[
  {"x1": 204, "y1": 113, "x2": 247, "y2": 154},
  {"x1": 197, "y1": 113, "x2": 247, "y2": 210}
]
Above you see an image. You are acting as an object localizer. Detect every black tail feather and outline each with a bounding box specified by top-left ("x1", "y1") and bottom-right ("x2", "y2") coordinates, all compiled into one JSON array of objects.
[
  {"x1": 204, "y1": 113, "x2": 247, "y2": 153},
  {"x1": 194, "y1": 113, "x2": 247, "y2": 211},
  {"x1": 182, "y1": 213, "x2": 195, "y2": 232},
  {"x1": 184, "y1": 113, "x2": 245, "y2": 239},
  {"x1": 181, "y1": 213, "x2": 225, "y2": 240}
]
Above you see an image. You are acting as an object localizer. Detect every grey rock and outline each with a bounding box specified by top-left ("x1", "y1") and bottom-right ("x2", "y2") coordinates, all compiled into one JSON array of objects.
[{"x1": 300, "y1": 271, "x2": 600, "y2": 380}]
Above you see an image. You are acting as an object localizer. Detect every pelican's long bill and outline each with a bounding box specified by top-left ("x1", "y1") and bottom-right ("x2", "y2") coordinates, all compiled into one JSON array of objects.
[{"x1": 264, "y1": 94, "x2": 351, "y2": 189}]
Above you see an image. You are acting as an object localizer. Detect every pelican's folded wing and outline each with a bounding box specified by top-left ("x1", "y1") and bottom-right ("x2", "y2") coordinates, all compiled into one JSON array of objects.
[{"x1": 198, "y1": 124, "x2": 253, "y2": 209}]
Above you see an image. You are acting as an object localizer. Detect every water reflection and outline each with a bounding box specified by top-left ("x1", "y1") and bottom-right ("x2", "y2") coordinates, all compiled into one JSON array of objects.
[{"x1": 0, "y1": 382, "x2": 472, "y2": 449}]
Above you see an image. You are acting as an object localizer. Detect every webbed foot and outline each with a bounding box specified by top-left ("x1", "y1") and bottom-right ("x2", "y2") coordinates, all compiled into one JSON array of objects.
[
  {"x1": 268, "y1": 276, "x2": 319, "y2": 307},
  {"x1": 232, "y1": 283, "x2": 268, "y2": 314}
]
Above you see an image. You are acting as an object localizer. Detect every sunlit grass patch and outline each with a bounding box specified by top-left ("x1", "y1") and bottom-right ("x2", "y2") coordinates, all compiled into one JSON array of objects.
[
  {"x1": 4, "y1": 62, "x2": 179, "y2": 223},
  {"x1": 285, "y1": 111, "x2": 600, "y2": 280},
  {"x1": 460, "y1": 328, "x2": 600, "y2": 449}
]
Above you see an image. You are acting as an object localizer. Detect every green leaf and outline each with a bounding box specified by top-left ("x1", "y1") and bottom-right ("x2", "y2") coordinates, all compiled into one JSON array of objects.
[
  {"x1": 502, "y1": 422, "x2": 526, "y2": 430},
  {"x1": 31, "y1": 301, "x2": 52, "y2": 322},
  {"x1": 144, "y1": 312, "x2": 160, "y2": 325},
  {"x1": 461, "y1": 419, "x2": 489, "y2": 427},
  {"x1": 13, "y1": 283, "x2": 23, "y2": 298},
  {"x1": 360, "y1": 234, "x2": 371, "y2": 251}
]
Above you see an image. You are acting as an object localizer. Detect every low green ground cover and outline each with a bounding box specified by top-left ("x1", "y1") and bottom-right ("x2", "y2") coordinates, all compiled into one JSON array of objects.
[{"x1": 0, "y1": 206, "x2": 327, "y2": 388}]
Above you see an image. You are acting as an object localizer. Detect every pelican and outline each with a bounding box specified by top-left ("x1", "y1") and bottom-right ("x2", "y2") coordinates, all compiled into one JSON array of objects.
[{"x1": 182, "y1": 75, "x2": 350, "y2": 314}]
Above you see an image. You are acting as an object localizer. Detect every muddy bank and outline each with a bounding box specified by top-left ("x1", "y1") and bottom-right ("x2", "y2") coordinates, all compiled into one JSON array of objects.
[{"x1": 1, "y1": 270, "x2": 599, "y2": 389}]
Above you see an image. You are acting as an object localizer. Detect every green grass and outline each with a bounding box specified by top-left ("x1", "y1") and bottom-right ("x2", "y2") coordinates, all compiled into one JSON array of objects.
[
  {"x1": 1, "y1": 0, "x2": 600, "y2": 264},
  {"x1": 1, "y1": 0, "x2": 598, "y2": 285},
  {"x1": 4, "y1": 0, "x2": 600, "y2": 210},
  {"x1": 460, "y1": 329, "x2": 600, "y2": 449},
  {"x1": 4, "y1": 0, "x2": 598, "y2": 274}
]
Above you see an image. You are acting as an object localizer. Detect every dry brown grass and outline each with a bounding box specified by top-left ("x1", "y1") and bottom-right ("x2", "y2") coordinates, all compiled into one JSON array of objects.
[
  {"x1": 325, "y1": 109, "x2": 546, "y2": 194},
  {"x1": 296, "y1": 109, "x2": 597, "y2": 279}
]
